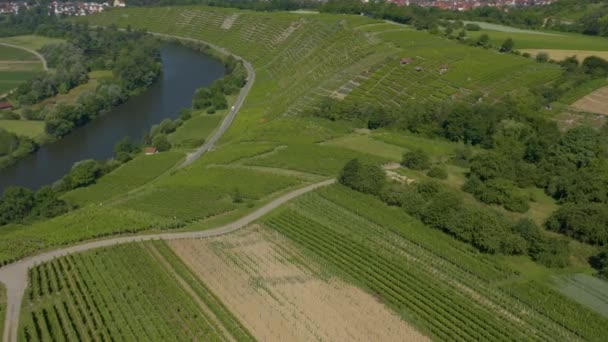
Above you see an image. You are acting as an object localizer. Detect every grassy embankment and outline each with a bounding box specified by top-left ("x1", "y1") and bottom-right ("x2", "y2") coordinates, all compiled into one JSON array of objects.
[{"x1": 2, "y1": 6, "x2": 606, "y2": 340}]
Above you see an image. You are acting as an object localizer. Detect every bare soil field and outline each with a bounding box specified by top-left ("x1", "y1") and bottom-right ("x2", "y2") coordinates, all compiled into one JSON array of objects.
[
  {"x1": 571, "y1": 86, "x2": 608, "y2": 115},
  {"x1": 169, "y1": 225, "x2": 428, "y2": 342},
  {"x1": 520, "y1": 49, "x2": 608, "y2": 62}
]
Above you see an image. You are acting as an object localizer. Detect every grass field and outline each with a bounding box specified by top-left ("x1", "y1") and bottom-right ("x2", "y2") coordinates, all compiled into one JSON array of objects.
[
  {"x1": 0, "y1": 120, "x2": 44, "y2": 138},
  {"x1": 262, "y1": 184, "x2": 608, "y2": 341},
  {"x1": 0, "y1": 50, "x2": 41, "y2": 96},
  {"x1": 0, "y1": 35, "x2": 64, "y2": 51},
  {"x1": 19, "y1": 242, "x2": 253, "y2": 341},
  {"x1": 0, "y1": 45, "x2": 38, "y2": 61}
]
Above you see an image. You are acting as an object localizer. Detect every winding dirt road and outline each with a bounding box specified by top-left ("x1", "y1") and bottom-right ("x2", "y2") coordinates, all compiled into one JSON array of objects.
[{"x1": 0, "y1": 178, "x2": 335, "y2": 342}]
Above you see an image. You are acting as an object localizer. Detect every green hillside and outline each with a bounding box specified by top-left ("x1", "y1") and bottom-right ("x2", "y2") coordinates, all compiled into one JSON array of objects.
[{"x1": 0, "y1": 5, "x2": 606, "y2": 341}]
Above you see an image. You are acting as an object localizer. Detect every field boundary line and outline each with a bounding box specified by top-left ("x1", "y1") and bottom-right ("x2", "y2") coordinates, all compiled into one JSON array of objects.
[{"x1": 0, "y1": 178, "x2": 335, "y2": 342}]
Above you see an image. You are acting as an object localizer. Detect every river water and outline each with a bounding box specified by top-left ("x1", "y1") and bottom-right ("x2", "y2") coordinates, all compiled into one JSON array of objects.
[{"x1": 0, "y1": 44, "x2": 225, "y2": 192}]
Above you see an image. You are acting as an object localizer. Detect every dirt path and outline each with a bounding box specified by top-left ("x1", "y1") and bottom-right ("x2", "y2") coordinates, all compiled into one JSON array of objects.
[
  {"x1": 0, "y1": 41, "x2": 48, "y2": 71},
  {"x1": 0, "y1": 179, "x2": 335, "y2": 342}
]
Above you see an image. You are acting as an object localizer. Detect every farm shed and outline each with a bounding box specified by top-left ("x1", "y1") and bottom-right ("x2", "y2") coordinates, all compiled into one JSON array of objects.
[{"x1": 144, "y1": 147, "x2": 158, "y2": 155}]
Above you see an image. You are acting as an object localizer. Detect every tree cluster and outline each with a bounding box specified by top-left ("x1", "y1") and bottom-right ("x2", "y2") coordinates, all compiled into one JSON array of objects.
[
  {"x1": 338, "y1": 161, "x2": 571, "y2": 267},
  {"x1": 0, "y1": 186, "x2": 68, "y2": 226},
  {"x1": 0, "y1": 128, "x2": 38, "y2": 170},
  {"x1": 339, "y1": 159, "x2": 386, "y2": 196},
  {"x1": 192, "y1": 56, "x2": 246, "y2": 113},
  {"x1": 12, "y1": 44, "x2": 88, "y2": 105}
]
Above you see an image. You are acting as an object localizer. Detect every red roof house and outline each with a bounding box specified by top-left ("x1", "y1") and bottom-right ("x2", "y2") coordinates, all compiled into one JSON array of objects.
[{"x1": 144, "y1": 147, "x2": 158, "y2": 155}]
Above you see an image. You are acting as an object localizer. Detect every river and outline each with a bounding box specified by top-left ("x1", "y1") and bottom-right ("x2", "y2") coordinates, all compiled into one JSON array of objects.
[{"x1": 0, "y1": 44, "x2": 225, "y2": 192}]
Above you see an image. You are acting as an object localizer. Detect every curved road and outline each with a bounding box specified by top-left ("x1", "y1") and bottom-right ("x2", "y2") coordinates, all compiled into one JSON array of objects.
[
  {"x1": 145, "y1": 32, "x2": 255, "y2": 167},
  {"x1": 0, "y1": 178, "x2": 335, "y2": 342},
  {"x1": 0, "y1": 41, "x2": 48, "y2": 71}
]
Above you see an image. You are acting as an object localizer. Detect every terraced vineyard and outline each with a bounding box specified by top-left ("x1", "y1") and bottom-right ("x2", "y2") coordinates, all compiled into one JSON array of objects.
[
  {"x1": 80, "y1": 6, "x2": 559, "y2": 122},
  {"x1": 262, "y1": 185, "x2": 607, "y2": 341},
  {"x1": 19, "y1": 243, "x2": 252, "y2": 341}
]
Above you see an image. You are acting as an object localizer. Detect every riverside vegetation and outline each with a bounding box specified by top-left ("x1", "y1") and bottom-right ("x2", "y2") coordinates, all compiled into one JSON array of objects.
[{"x1": 1, "y1": 2, "x2": 608, "y2": 341}]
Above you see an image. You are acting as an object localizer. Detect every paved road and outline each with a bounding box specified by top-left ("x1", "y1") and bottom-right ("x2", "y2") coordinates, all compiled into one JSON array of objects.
[
  {"x1": 0, "y1": 178, "x2": 336, "y2": 342},
  {"x1": 0, "y1": 41, "x2": 48, "y2": 71},
  {"x1": 145, "y1": 32, "x2": 255, "y2": 167}
]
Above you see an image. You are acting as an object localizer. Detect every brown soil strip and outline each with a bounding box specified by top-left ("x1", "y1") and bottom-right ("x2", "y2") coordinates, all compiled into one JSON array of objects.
[
  {"x1": 572, "y1": 86, "x2": 608, "y2": 115},
  {"x1": 169, "y1": 226, "x2": 429, "y2": 342}
]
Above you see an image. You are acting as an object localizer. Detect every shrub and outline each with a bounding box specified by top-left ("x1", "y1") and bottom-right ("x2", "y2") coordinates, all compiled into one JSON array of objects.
[
  {"x1": 339, "y1": 159, "x2": 386, "y2": 195},
  {"x1": 152, "y1": 134, "x2": 172, "y2": 152},
  {"x1": 65, "y1": 160, "x2": 102, "y2": 189},
  {"x1": 536, "y1": 52, "x2": 549, "y2": 63},
  {"x1": 427, "y1": 166, "x2": 448, "y2": 179},
  {"x1": 402, "y1": 149, "x2": 430, "y2": 170},
  {"x1": 546, "y1": 203, "x2": 608, "y2": 245},
  {"x1": 465, "y1": 23, "x2": 481, "y2": 31}
]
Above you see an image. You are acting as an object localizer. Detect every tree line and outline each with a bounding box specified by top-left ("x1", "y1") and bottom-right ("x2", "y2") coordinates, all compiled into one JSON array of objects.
[{"x1": 339, "y1": 159, "x2": 570, "y2": 268}]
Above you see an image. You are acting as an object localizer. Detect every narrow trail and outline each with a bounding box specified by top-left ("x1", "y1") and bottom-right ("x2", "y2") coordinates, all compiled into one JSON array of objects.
[
  {"x1": 0, "y1": 178, "x2": 335, "y2": 342},
  {"x1": 0, "y1": 32, "x2": 259, "y2": 342},
  {"x1": 0, "y1": 41, "x2": 48, "y2": 71}
]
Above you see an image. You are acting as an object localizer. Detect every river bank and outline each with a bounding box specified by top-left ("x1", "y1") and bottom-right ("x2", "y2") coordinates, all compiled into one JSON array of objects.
[{"x1": 0, "y1": 43, "x2": 225, "y2": 191}]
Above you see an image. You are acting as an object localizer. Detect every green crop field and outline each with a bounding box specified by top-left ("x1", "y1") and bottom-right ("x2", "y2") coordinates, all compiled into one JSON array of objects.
[
  {"x1": 19, "y1": 242, "x2": 252, "y2": 341},
  {"x1": 169, "y1": 112, "x2": 222, "y2": 148},
  {"x1": 0, "y1": 164, "x2": 304, "y2": 265},
  {"x1": 262, "y1": 184, "x2": 608, "y2": 341},
  {"x1": 0, "y1": 43, "x2": 44, "y2": 95},
  {"x1": 0, "y1": 120, "x2": 44, "y2": 138},
  {"x1": 0, "y1": 35, "x2": 64, "y2": 51},
  {"x1": 0, "y1": 45, "x2": 37, "y2": 61},
  {"x1": 553, "y1": 273, "x2": 608, "y2": 318},
  {"x1": 62, "y1": 152, "x2": 184, "y2": 206}
]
